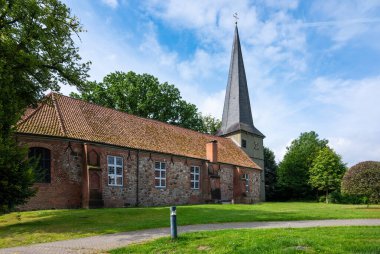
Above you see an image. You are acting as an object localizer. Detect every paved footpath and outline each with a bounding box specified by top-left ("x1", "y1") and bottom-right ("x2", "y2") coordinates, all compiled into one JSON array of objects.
[{"x1": 1, "y1": 219, "x2": 380, "y2": 254}]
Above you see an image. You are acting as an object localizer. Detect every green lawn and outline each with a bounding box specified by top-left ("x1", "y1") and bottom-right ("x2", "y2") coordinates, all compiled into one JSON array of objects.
[
  {"x1": 110, "y1": 226, "x2": 380, "y2": 254},
  {"x1": 0, "y1": 202, "x2": 379, "y2": 248}
]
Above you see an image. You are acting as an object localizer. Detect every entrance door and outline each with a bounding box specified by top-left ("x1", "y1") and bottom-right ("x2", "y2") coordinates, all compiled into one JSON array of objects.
[
  {"x1": 210, "y1": 177, "x2": 221, "y2": 200},
  {"x1": 90, "y1": 171, "x2": 100, "y2": 191},
  {"x1": 89, "y1": 171, "x2": 103, "y2": 208}
]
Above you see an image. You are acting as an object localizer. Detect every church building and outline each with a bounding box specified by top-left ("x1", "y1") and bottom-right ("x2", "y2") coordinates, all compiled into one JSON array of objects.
[{"x1": 16, "y1": 25, "x2": 265, "y2": 210}]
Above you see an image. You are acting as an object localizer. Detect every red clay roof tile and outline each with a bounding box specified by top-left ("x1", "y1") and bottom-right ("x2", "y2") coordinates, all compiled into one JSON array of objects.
[{"x1": 17, "y1": 93, "x2": 259, "y2": 169}]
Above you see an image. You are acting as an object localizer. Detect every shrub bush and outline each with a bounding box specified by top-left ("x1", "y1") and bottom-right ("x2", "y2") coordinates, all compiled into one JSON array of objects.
[
  {"x1": 329, "y1": 190, "x2": 366, "y2": 204},
  {"x1": 341, "y1": 161, "x2": 380, "y2": 204}
]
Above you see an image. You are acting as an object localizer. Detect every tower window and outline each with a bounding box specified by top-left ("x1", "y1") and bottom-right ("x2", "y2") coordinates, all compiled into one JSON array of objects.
[
  {"x1": 242, "y1": 173, "x2": 249, "y2": 192},
  {"x1": 242, "y1": 139, "x2": 247, "y2": 148}
]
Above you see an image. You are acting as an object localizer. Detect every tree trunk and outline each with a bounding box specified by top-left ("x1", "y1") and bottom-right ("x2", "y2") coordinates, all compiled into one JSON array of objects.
[{"x1": 326, "y1": 190, "x2": 329, "y2": 204}]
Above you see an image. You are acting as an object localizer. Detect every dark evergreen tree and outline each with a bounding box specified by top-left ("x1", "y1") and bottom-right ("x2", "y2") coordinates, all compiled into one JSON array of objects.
[
  {"x1": 0, "y1": 0, "x2": 89, "y2": 212},
  {"x1": 264, "y1": 147, "x2": 278, "y2": 200}
]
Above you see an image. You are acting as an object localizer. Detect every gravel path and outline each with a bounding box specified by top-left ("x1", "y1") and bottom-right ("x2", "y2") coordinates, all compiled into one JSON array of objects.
[{"x1": 1, "y1": 219, "x2": 379, "y2": 254}]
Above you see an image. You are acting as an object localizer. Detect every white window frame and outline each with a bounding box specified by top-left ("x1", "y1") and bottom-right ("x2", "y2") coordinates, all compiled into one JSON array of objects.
[
  {"x1": 155, "y1": 161, "x2": 166, "y2": 188},
  {"x1": 190, "y1": 166, "x2": 200, "y2": 189},
  {"x1": 107, "y1": 155, "x2": 123, "y2": 186},
  {"x1": 242, "y1": 173, "x2": 249, "y2": 192}
]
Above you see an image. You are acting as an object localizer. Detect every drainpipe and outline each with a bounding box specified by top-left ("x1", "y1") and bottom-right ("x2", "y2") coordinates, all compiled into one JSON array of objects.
[
  {"x1": 82, "y1": 143, "x2": 90, "y2": 208},
  {"x1": 136, "y1": 150, "x2": 140, "y2": 207}
]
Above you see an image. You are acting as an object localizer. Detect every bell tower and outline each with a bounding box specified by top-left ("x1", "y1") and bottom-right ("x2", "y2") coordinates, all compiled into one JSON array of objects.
[{"x1": 217, "y1": 24, "x2": 265, "y2": 201}]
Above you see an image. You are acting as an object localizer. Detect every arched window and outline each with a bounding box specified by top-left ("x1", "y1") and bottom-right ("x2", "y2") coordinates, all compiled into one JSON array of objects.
[{"x1": 28, "y1": 147, "x2": 51, "y2": 183}]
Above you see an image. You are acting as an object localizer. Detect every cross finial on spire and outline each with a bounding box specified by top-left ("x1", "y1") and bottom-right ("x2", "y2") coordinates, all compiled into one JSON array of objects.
[{"x1": 233, "y1": 12, "x2": 239, "y2": 25}]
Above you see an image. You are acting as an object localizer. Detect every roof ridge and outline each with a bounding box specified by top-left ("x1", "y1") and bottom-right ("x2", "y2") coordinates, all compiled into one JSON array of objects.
[
  {"x1": 51, "y1": 92, "x2": 226, "y2": 141},
  {"x1": 51, "y1": 93, "x2": 67, "y2": 136},
  {"x1": 17, "y1": 106, "x2": 41, "y2": 127},
  {"x1": 17, "y1": 94, "x2": 53, "y2": 127}
]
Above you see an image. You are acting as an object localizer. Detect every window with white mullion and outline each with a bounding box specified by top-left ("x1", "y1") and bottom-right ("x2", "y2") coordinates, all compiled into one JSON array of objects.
[
  {"x1": 244, "y1": 174, "x2": 249, "y2": 192},
  {"x1": 242, "y1": 173, "x2": 249, "y2": 192},
  {"x1": 107, "y1": 155, "x2": 123, "y2": 186},
  {"x1": 191, "y1": 166, "x2": 200, "y2": 189},
  {"x1": 155, "y1": 162, "x2": 166, "y2": 188}
]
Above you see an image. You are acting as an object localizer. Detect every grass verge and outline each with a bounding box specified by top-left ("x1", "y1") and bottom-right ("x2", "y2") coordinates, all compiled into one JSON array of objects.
[
  {"x1": 110, "y1": 226, "x2": 380, "y2": 254},
  {"x1": 0, "y1": 202, "x2": 379, "y2": 248}
]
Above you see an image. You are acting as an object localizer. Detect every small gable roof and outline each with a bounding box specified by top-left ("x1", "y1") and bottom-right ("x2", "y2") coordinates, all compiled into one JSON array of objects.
[{"x1": 17, "y1": 93, "x2": 259, "y2": 169}]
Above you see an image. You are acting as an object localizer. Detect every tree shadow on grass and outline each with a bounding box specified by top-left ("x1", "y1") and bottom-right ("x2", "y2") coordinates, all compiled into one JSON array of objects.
[
  {"x1": 0, "y1": 204, "x2": 379, "y2": 248},
  {"x1": 0, "y1": 207, "x2": 295, "y2": 248},
  {"x1": 354, "y1": 207, "x2": 380, "y2": 210}
]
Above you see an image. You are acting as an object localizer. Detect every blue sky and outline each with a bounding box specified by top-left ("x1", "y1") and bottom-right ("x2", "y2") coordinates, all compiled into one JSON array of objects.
[{"x1": 61, "y1": 0, "x2": 380, "y2": 165}]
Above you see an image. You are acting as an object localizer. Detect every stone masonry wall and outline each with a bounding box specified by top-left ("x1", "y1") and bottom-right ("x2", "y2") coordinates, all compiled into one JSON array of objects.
[
  {"x1": 95, "y1": 146, "x2": 138, "y2": 208},
  {"x1": 219, "y1": 165, "x2": 234, "y2": 201},
  {"x1": 17, "y1": 136, "x2": 261, "y2": 210},
  {"x1": 137, "y1": 153, "x2": 207, "y2": 206},
  {"x1": 251, "y1": 169, "x2": 261, "y2": 203}
]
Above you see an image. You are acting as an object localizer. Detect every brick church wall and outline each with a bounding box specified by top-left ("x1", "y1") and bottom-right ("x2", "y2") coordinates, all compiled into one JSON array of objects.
[
  {"x1": 233, "y1": 167, "x2": 262, "y2": 204},
  {"x1": 18, "y1": 137, "x2": 83, "y2": 210},
  {"x1": 17, "y1": 136, "x2": 260, "y2": 210}
]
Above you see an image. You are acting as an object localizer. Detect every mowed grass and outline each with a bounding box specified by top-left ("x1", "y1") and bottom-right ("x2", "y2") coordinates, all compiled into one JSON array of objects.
[
  {"x1": 0, "y1": 202, "x2": 379, "y2": 248},
  {"x1": 110, "y1": 226, "x2": 380, "y2": 254}
]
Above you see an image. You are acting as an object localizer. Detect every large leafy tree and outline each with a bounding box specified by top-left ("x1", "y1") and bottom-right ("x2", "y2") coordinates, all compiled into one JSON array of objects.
[
  {"x1": 277, "y1": 131, "x2": 328, "y2": 200},
  {"x1": 0, "y1": 0, "x2": 89, "y2": 212},
  {"x1": 200, "y1": 115, "x2": 221, "y2": 135},
  {"x1": 71, "y1": 71, "x2": 220, "y2": 133},
  {"x1": 263, "y1": 147, "x2": 278, "y2": 201},
  {"x1": 341, "y1": 161, "x2": 380, "y2": 204},
  {"x1": 309, "y1": 146, "x2": 346, "y2": 203}
]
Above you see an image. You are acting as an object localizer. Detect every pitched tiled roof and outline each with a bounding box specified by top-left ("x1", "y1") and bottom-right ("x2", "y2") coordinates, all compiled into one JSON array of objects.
[{"x1": 17, "y1": 93, "x2": 259, "y2": 169}]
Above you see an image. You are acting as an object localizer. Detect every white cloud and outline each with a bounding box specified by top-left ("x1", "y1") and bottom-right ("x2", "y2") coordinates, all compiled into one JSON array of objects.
[
  {"x1": 144, "y1": 0, "x2": 308, "y2": 78},
  {"x1": 311, "y1": 76, "x2": 380, "y2": 165},
  {"x1": 310, "y1": 0, "x2": 380, "y2": 47},
  {"x1": 198, "y1": 90, "x2": 226, "y2": 118},
  {"x1": 263, "y1": 0, "x2": 299, "y2": 10},
  {"x1": 102, "y1": 0, "x2": 118, "y2": 9},
  {"x1": 60, "y1": 0, "x2": 380, "y2": 167},
  {"x1": 144, "y1": 0, "x2": 259, "y2": 46},
  {"x1": 138, "y1": 26, "x2": 178, "y2": 67},
  {"x1": 141, "y1": 0, "x2": 311, "y2": 163},
  {"x1": 177, "y1": 49, "x2": 224, "y2": 81}
]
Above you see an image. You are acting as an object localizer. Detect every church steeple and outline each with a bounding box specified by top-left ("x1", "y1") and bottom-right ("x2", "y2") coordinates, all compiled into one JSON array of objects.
[
  {"x1": 218, "y1": 25, "x2": 264, "y2": 137},
  {"x1": 218, "y1": 23, "x2": 266, "y2": 201}
]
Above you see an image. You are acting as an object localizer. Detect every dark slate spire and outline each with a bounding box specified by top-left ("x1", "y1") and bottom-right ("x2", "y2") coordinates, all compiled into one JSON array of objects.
[{"x1": 218, "y1": 25, "x2": 264, "y2": 137}]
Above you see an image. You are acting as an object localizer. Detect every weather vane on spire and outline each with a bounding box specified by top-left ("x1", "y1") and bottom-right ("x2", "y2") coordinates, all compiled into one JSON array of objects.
[{"x1": 233, "y1": 12, "x2": 239, "y2": 25}]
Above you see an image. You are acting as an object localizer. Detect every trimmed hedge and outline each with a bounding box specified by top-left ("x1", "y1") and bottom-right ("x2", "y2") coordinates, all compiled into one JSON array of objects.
[{"x1": 341, "y1": 161, "x2": 380, "y2": 204}]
